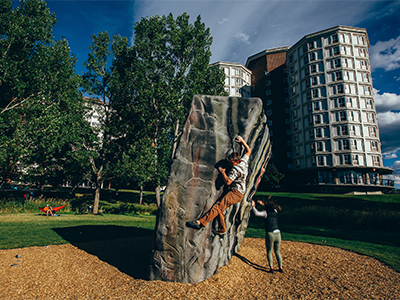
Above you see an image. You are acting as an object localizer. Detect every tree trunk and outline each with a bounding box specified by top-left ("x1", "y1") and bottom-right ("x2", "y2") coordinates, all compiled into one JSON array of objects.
[
  {"x1": 139, "y1": 184, "x2": 143, "y2": 205},
  {"x1": 92, "y1": 171, "x2": 103, "y2": 215},
  {"x1": 93, "y1": 185, "x2": 101, "y2": 214}
]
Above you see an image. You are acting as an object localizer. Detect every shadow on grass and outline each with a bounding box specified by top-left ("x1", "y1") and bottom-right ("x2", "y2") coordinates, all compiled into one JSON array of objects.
[{"x1": 53, "y1": 225, "x2": 153, "y2": 280}]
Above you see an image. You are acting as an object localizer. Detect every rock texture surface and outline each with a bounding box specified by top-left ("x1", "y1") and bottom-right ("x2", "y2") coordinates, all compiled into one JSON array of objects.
[{"x1": 149, "y1": 95, "x2": 271, "y2": 283}]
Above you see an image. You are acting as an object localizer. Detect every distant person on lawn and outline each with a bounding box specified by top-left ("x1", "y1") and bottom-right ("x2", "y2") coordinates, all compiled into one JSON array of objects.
[
  {"x1": 46, "y1": 204, "x2": 54, "y2": 217},
  {"x1": 252, "y1": 197, "x2": 283, "y2": 273},
  {"x1": 186, "y1": 135, "x2": 251, "y2": 236}
]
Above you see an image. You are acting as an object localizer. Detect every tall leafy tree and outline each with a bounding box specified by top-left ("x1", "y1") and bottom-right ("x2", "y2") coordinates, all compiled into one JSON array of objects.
[
  {"x1": 81, "y1": 31, "x2": 114, "y2": 214},
  {"x1": 111, "y1": 13, "x2": 226, "y2": 206},
  {"x1": 0, "y1": 0, "x2": 87, "y2": 188}
]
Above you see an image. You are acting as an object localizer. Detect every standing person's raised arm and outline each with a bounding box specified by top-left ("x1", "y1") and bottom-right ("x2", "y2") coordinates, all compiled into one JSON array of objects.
[{"x1": 235, "y1": 136, "x2": 251, "y2": 157}]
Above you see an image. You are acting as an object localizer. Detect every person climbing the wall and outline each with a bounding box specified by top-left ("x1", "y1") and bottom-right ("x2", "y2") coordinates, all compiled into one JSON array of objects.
[{"x1": 186, "y1": 135, "x2": 251, "y2": 236}]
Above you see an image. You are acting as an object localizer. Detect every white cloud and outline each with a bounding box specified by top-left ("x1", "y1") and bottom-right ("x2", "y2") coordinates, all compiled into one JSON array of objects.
[
  {"x1": 234, "y1": 32, "x2": 250, "y2": 44},
  {"x1": 374, "y1": 89, "x2": 400, "y2": 113},
  {"x1": 218, "y1": 18, "x2": 229, "y2": 25},
  {"x1": 374, "y1": 89, "x2": 400, "y2": 155},
  {"x1": 369, "y1": 35, "x2": 400, "y2": 71},
  {"x1": 384, "y1": 153, "x2": 398, "y2": 159}
]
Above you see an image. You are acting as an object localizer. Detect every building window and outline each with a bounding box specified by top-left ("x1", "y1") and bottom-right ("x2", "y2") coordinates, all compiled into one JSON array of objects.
[
  {"x1": 336, "y1": 71, "x2": 343, "y2": 80},
  {"x1": 339, "y1": 111, "x2": 347, "y2": 121},
  {"x1": 351, "y1": 140, "x2": 357, "y2": 150},
  {"x1": 311, "y1": 64, "x2": 317, "y2": 73},
  {"x1": 295, "y1": 159, "x2": 300, "y2": 167},
  {"x1": 308, "y1": 41, "x2": 315, "y2": 49},
  {"x1": 303, "y1": 44, "x2": 308, "y2": 53},
  {"x1": 353, "y1": 154, "x2": 359, "y2": 165},
  {"x1": 311, "y1": 77, "x2": 318, "y2": 86},
  {"x1": 337, "y1": 84, "x2": 344, "y2": 93},
  {"x1": 317, "y1": 156, "x2": 325, "y2": 166},
  {"x1": 304, "y1": 56, "x2": 309, "y2": 64},
  {"x1": 316, "y1": 141, "x2": 323, "y2": 151},
  {"x1": 341, "y1": 125, "x2": 349, "y2": 135},
  {"x1": 295, "y1": 146, "x2": 299, "y2": 155},
  {"x1": 344, "y1": 154, "x2": 351, "y2": 165},
  {"x1": 334, "y1": 58, "x2": 341, "y2": 68},
  {"x1": 343, "y1": 140, "x2": 350, "y2": 150},
  {"x1": 369, "y1": 126, "x2": 377, "y2": 137},
  {"x1": 312, "y1": 88, "x2": 319, "y2": 98},
  {"x1": 289, "y1": 55, "x2": 294, "y2": 63},
  {"x1": 310, "y1": 52, "x2": 316, "y2": 61},
  {"x1": 308, "y1": 103, "x2": 312, "y2": 112},
  {"x1": 332, "y1": 34, "x2": 339, "y2": 43},
  {"x1": 307, "y1": 91, "x2": 311, "y2": 100},
  {"x1": 315, "y1": 128, "x2": 322, "y2": 137},
  {"x1": 333, "y1": 46, "x2": 340, "y2": 55},
  {"x1": 310, "y1": 129, "x2": 315, "y2": 138},
  {"x1": 371, "y1": 140, "x2": 378, "y2": 151},
  {"x1": 338, "y1": 97, "x2": 345, "y2": 107},
  {"x1": 290, "y1": 66, "x2": 294, "y2": 74},
  {"x1": 315, "y1": 115, "x2": 321, "y2": 124},
  {"x1": 305, "y1": 67, "x2": 310, "y2": 76},
  {"x1": 293, "y1": 121, "x2": 298, "y2": 130}
]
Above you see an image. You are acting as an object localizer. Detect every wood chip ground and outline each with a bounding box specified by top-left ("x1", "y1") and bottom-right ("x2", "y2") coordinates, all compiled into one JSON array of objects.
[{"x1": 1, "y1": 238, "x2": 399, "y2": 299}]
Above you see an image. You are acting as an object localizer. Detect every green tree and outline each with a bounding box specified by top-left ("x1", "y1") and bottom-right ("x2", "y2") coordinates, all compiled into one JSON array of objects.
[
  {"x1": 0, "y1": 0, "x2": 87, "y2": 188},
  {"x1": 112, "y1": 13, "x2": 226, "y2": 206},
  {"x1": 262, "y1": 161, "x2": 285, "y2": 191},
  {"x1": 81, "y1": 31, "x2": 114, "y2": 214}
]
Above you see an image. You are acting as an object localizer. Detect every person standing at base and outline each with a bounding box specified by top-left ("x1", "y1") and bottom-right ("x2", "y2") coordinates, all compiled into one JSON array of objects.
[
  {"x1": 186, "y1": 135, "x2": 251, "y2": 236},
  {"x1": 252, "y1": 198, "x2": 283, "y2": 273}
]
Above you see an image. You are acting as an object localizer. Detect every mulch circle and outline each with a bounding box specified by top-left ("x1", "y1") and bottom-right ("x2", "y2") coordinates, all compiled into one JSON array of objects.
[{"x1": 1, "y1": 237, "x2": 399, "y2": 299}]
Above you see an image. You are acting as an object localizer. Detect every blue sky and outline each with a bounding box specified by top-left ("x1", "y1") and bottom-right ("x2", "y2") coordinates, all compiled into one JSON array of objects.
[{"x1": 12, "y1": 0, "x2": 400, "y2": 186}]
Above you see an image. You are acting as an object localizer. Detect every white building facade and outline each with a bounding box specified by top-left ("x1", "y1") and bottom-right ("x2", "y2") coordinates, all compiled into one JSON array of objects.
[
  {"x1": 210, "y1": 61, "x2": 252, "y2": 97},
  {"x1": 286, "y1": 26, "x2": 393, "y2": 192}
]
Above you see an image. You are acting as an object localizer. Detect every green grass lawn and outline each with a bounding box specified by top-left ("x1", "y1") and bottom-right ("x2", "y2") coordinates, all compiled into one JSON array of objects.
[{"x1": 0, "y1": 213, "x2": 156, "y2": 250}]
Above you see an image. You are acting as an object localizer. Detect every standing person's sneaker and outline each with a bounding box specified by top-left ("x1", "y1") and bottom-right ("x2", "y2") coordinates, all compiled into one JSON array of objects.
[{"x1": 186, "y1": 221, "x2": 202, "y2": 230}]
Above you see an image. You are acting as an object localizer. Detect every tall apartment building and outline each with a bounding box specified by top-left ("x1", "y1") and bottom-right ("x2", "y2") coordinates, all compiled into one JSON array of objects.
[
  {"x1": 210, "y1": 61, "x2": 252, "y2": 97},
  {"x1": 246, "y1": 47, "x2": 292, "y2": 177},
  {"x1": 246, "y1": 26, "x2": 394, "y2": 193}
]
